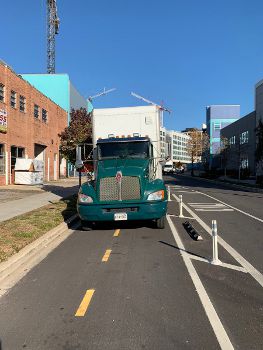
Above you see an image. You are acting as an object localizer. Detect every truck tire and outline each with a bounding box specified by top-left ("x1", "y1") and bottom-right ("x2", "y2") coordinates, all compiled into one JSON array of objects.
[
  {"x1": 81, "y1": 220, "x2": 93, "y2": 231},
  {"x1": 156, "y1": 216, "x2": 165, "y2": 229}
]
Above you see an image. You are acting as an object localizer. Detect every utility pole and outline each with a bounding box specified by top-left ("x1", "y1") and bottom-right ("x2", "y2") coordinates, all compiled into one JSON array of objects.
[{"x1": 47, "y1": 0, "x2": 60, "y2": 74}]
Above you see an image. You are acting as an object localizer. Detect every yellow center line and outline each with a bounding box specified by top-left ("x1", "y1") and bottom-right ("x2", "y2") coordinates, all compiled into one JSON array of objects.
[
  {"x1": 75, "y1": 289, "x2": 95, "y2": 317},
  {"x1": 102, "y1": 249, "x2": 112, "y2": 262},
  {"x1": 113, "y1": 229, "x2": 120, "y2": 237}
]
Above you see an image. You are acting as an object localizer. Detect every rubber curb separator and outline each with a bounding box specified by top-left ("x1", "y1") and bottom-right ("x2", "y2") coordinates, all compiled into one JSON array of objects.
[
  {"x1": 0, "y1": 213, "x2": 80, "y2": 284},
  {"x1": 183, "y1": 221, "x2": 203, "y2": 241}
]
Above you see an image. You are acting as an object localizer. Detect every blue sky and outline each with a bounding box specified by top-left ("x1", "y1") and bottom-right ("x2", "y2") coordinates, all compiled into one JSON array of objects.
[{"x1": 2, "y1": 0, "x2": 263, "y2": 131}]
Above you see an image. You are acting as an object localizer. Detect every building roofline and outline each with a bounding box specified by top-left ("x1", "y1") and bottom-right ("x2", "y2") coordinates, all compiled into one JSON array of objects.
[
  {"x1": 21, "y1": 73, "x2": 69, "y2": 77},
  {"x1": 0, "y1": 62, "x2": 67, "y2": 113},
  {"x1": 94, "y1": 105, "x2": 158, "y2": 112},
  {"x1": 221, "y1": 110, "x2": 256, "y2": 130},
  {"x1": 255, "y1": 79, "x2": 263, "y2": 89},
  {"x1": 206, "y1": 104, "x2": 240, "y2": 107}
]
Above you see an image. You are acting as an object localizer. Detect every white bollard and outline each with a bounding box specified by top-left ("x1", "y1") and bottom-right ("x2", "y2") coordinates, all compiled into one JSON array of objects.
[
  {"x1": 179, "y1": 195, "x2": 183, "y2": 218},
  {"x1": 168, "y1": 186, "x2": 171, "y2": 201},
  {"x1": 211, "y1": 220, "x2": 221, "y2": 265}
]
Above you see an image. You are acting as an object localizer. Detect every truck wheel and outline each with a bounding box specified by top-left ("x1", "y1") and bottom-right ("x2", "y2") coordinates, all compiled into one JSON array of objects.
[
  {"x1": 156, "y1": 216, "x2": 165, "y2": 229},
  {"x1": 81, "y1": 220, "x2": 93, "y2": 231}
]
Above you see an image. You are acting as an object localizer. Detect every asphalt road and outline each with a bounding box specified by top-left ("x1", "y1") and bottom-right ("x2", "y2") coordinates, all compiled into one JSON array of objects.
[{"x1": 0, "y1": 175, "x2": 262, "y2": 349}]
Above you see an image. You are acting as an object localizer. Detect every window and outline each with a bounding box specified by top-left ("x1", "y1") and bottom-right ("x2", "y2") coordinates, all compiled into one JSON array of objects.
[
  {"x1": 10, "y1": 90, "x2": 16, "y2": 108},
  {"x1": 241, "y1": 158, "x2": 249, "y2": 169},
  {"x1": 42, "y1": 109, "x2": 47, "y2": 123},
  {"x1": 34, "y1": 104, "x2": 39, "y2": 119},
  {"x1": 240, "y1": 131, "x2": 248, "y2": 144},
  {"x1": 0, "y1": 84, "x2": 5, "y2": 102},
  {"x1": 11, "y1": 146, "x2": 25, "y2": 171},
  {"x1": 214, "y1": 122, "x2": 221, "y2": 131},
  {"x1": 19, "y1": 95, "x2": 26, "y2": 112},
  {"x1": 229, "y1": 136, "x2": 236, "y2": 146},
  {"x1": 0, "y1": 144, "x2": 5, "y2": 174}
]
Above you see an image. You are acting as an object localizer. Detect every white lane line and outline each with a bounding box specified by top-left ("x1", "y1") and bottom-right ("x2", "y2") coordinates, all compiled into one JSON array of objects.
[
  {"x1": 189, "y1": 203, "x2": 234, "y2": 212},
  {"x1": 177, "y1": 190, "x2": 197, "y2": 193},
  {"x1": 189, "y1": 204, "x2": 225, "y2": 207},
  {"x1": 189, "y1": 202, "x2": 224, "y2": 205},
  {"x1": 168, "y1": 214, "x2": 195, "y2": 220},
  {"x1": 168, "y1": 186, "x2": 189, "y2": 190},
  {"x1": 195, "y1": 209, "x2": 234, "y2": 212},
  {"x1": 167, "y1": 215, "x2": 234, "y2": 350},
  {"x1": 189, "y1": 255, "x2": 247, "y2": 273},
  {"x1": 195, "y1": 191, "x2": 263, "y2": 223},
  {"x1": 173, "y1": 194, "x2": 263, "y2": 288}
]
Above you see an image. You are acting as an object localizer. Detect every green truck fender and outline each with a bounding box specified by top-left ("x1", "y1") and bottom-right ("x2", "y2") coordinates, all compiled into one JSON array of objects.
[{"x1": 143, "y1": 179, "x2": 168, "y2": 201}]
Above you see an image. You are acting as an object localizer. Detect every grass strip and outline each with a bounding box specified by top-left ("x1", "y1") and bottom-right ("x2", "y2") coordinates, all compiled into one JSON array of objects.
[{"x1": 0, "y1": 195, "x2": 77, "y2": 263}]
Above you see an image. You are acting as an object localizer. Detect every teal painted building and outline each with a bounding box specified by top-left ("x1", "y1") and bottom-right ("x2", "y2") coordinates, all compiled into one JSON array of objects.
[
  {"x1": 206, "y1": 105, "x2": 240, "y2": 155},
  {"x1": 21, "y1": 74, "x2": 93, "y2": 176},
  {"x1": 21, "y1": 74, "x2": 90, "y2": 123}
]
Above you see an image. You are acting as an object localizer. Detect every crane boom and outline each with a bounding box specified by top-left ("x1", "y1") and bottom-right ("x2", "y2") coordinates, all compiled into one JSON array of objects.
[
  {"x1": 89, "y1": 87, "x2": 116, "y2": 101},
  {"x1": 47, "y1": 0, "x2": 60, "y2": 74},
  {"x1": 131, "y1": 92, "x2": 171, "y2": 113}
]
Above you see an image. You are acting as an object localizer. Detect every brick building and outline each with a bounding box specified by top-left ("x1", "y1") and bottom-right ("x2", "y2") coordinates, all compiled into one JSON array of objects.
[{"x1": 0, "y1": 61, "x2": 67, "y2": 185}]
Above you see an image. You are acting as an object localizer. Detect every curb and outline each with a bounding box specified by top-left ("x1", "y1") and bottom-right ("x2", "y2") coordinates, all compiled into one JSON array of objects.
[{"x1": 0, "y1": 213, "x2": 80, "y2": 297}]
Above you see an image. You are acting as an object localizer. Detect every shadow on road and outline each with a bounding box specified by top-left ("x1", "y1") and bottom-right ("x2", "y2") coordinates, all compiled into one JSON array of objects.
[
  {"x1": 76, "y1": 219, "x2": 158, "y2": 231},
  {"x1": 42, "y1": 183, "x2": 79, "y2": 198},
  {"x1": 159, "y1": 240, "x2": 207, "y2": 260}
]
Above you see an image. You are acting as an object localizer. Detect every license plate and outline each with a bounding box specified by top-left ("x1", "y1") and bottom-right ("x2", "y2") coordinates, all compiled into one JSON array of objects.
[{"x1": 114, "y1": 213, "x2": 127, "y2": 221}]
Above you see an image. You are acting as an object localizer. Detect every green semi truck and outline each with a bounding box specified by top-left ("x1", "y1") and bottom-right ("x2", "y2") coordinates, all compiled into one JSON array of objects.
[{"x1": 77, "y1": 106, "x2": 167, "y2": 229}]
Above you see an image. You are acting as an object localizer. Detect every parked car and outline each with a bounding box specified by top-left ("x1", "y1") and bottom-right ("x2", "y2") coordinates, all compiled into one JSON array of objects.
[
  {"x1": 175, "y1": 166, "x2": 184, "y2": 174},
  {"x1": 163, "y1": 164, "x2": 175, "y2": 175}
]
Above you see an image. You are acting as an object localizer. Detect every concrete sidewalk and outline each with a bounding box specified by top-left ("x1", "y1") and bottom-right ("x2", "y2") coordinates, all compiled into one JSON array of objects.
[{"x1": 0, "y1": 179, "x2": 79, "y2": 222}]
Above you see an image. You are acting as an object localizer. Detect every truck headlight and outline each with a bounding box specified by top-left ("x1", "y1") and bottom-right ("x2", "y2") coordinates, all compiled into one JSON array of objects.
[
  {"x1": 147, "y1": 190, "x2": 164, "y2": 201},
  {"x1": 78, "y1": 193, "x2": 93, "y2": 203}
]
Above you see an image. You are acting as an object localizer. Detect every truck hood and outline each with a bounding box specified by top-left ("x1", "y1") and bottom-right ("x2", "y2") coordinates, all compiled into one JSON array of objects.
[{"x1": 97, "y1": 158, "x2": 149, "y2": 178}]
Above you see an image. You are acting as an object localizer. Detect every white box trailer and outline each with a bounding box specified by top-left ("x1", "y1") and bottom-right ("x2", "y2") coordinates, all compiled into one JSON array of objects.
[{"x1": 93, "y1": 106, "x2": 163, "y2": 179}]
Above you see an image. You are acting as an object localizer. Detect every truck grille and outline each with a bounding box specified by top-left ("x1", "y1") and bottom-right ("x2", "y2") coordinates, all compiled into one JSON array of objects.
[{"x1": 99, "y1": 176, "x2": 141, "y2": 201}]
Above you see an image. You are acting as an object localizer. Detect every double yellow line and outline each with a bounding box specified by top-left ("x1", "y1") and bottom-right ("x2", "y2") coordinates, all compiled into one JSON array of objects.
[{"x1": 75, "y1": 228, "x2": 121, "y2": 317}]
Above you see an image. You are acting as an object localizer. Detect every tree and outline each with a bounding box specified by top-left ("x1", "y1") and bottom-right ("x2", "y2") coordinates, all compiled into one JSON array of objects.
[
  {"x1": 59, "y1": 108, "x2": 92, "y2": 164},
  {"x1": 186, "y1": 129, "x2": 209, "y2": 176},
  {"x1": 201, "y1": 132, "x2": 210, "y2": 173},
  {"x1": 219, "y1": 136, "x2": 230, "y2": 178},
  {"x1": 255, "y1": 119, "x2": 263, "y2": 186}
]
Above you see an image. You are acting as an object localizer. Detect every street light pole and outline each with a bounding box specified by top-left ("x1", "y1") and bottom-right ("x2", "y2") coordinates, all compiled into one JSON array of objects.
[{"x1": 75, "y1": 146, "x2": 83, "y2": 189}]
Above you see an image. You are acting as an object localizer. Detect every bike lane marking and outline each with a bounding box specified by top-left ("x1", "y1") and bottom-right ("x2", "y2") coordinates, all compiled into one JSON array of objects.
[
  {"x1": 172, "y1": 193, "x2": 263, "y2": 289},
  {"x1": 195, "y1": 191, "x2": 263, "y2": 223},
  {"x1": 188, "y1": 202, "x2": 234, "y2": 212},
  {"x1": 166, "y1": 215, "x2": 234, "y2": 350}
]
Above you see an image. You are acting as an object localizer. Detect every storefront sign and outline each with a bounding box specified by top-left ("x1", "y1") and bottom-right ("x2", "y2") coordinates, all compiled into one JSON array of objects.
[{"x1": 0, "y1": 109, "x2": 7, "y2": 133}]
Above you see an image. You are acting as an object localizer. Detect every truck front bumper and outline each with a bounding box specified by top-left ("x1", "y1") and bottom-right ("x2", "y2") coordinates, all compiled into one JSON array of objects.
[{"x1": 78, "y1": 200, "x2": 167, "y2": 222}]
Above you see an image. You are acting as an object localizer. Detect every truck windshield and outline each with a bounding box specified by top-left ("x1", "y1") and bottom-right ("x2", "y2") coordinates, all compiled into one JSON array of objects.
[{"x1": 98, "y1": 141, "x2": 149, "y2": 159}]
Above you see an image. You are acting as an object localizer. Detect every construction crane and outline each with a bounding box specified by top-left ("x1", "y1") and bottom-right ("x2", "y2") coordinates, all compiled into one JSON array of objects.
[
  {"x1": 47, "y1": 0, "x2": 60, "y2": 74},
  {"x1": 131, "y1": 92, "x2": 172, "y2": 127},
  {"x1": 88, "y1": 87, "x2": 116, "y2": 102},
  {"x1": 87, "y1": 87, "x2": 116, "y2": 114}
]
